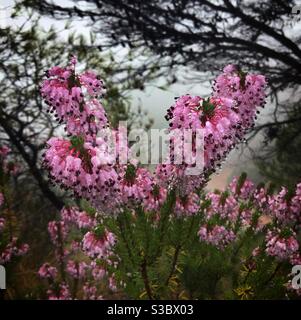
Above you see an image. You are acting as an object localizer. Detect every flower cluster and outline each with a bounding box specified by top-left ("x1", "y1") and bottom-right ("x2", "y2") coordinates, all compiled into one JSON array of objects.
[
  {"x1": 40, "y1": 58, "x2": 107, "y2": 142},
  {"x1": 265, "y1": 229, "x2": 299, "y2": 261},
  {"x1": 48, "y1": 220, "x2": 68, "y2": 245},
  {"x1": 61, "y1": 206, "x2": 96, "y2": 229},
  {"x1": 82, "y1": 229, "x2": 116, "y2": 259},
  {"x1": 161, "y1": 65, "x2": 267, "y2": 193},
  {"x1": 0, "y1": 238, "x2": 29, "y2": 264},
  {"x1": 175, "y1": 193, "x2": 200, "y2": 216},
  {"x1": 66, "y1": 260, "x2": 89, "y2": 279},
  {"x1": 267, "y1": 184, "x2": 301, "y2": 226},
  {"x1": 41, "y1": 58, "x2": 267, "y2": 217},
  {"x1": 42, "y1": 137, "x2": 120, "y2": 212},
  {"x1": 198, "y1": 175, "x2": 301, "y2": 259},
  {"x1": 47, "y1": 283, "x2": 72, "y2": 300},
  {"x1": 38, "y1": 206, "x2": 118, "y2": 300},
  {"x1": 38, "y1": 263, "x2": 58, "y2": 279},
  {"x1": 83, "y1": 283, "x2": 103, "y2": 300},
  {"x1": 198, "y1": 225, "x2": 236, "y2": 250}
]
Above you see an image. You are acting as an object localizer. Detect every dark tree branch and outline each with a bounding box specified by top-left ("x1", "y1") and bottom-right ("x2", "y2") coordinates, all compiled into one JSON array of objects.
[{"x1": 0, "y1": 110, "x2": 64, "y2": 210}]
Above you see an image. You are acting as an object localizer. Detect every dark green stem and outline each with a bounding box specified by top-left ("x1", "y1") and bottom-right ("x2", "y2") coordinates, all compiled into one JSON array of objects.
[
  {"x1": 141, "y1": 258, "x2": 153, "y2": 300},
  {"x1": 165, "y1": 244, "x2": 181, "y2": 286}
]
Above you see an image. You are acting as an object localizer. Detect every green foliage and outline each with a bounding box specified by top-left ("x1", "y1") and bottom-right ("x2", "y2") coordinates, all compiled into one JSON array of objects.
[{"x1": 92, "y1": 175, "x2": 300, "y2": 300}]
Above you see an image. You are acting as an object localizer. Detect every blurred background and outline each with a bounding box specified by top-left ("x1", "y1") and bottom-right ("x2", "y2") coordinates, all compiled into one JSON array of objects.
[{"x1": 0, "y1": 0, "x2": 300, "y2": 298}]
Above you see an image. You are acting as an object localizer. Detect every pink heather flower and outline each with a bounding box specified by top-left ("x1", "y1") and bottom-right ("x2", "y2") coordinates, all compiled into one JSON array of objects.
[
  {"x1": 143, "y1": 185, "x2": 167, "y2": 212},
  {"x1": 41, "y1": 57, "x2": 107, "y2": 142},
  {"x1": 252, "y1": 247, "x2": 261, "y2": 257},
  {"x1": 213, "y1": 66, "x2": 266, "y2": 127},
  {"x1": 229, "y1": 176, "x2": 255, "y2": 199},
  {"x1": 38, "y1": 263, "x2": 58, "y2": 279},
  {"x1": 175, "y1": 193, "x2": 200, "y2": 216},
  {"x1": 0, "y1": 249, "x2": 12, "y2": 264},
  {"x1": 119, "y1": 166, "x2": 153, "y2": 204},
  {"x1": 47, "y1": 283, "x2": 71, "y2": 300},
  {"x1": 90, "y1": 259, "x2": 109, "y2": 280},
  {"x1": 290, "y1": 253, "x2": 301, "y2": 265},
  {"x1": 66, "y1": 260, "x2": 88, "y2": 279},
  {"x1": 18, "y1": 243, "x2": 29, "y2": 255},
  {"x1": 290, "y1": 183, "x2": 301, "y2": 219},
  {"x1": 198, "y1": 225, "x2": 236, "y2": 250},
  {"x1": 265, "y1": 229, "x2": 299, "y2": 261},
  {"x1": 155, "y1": 163, "x2": 206, "y2": 195},
  {"x1": 161, "y1": 67, "x2": 266, "y2": 193},
  {"x1": 240, "y1": 209, "x2": 253, "y2": 227},
  {"x1": 91, "y1": 264, "x2": 106, "y2": 281},
  {"x1": 267, "y1": 187, "x2": 296, "y2": 225},
  {"x1": 166, "y1": 95, "x2": 203, "y2": 131},
  {"x1": 79, "y1": 70, "x2": 106, "y2": 97},
  {"x1": 61, "y1": 207, "x2": 96, "y2": 229},
  {"x1": 48, "y1": 221, "x2": 68, "y2": 245},
  {"x1": 70, "y1": 240, "x2": 81, "y2": 252},
  {"x1": 61, "y1": 207, "x2": 78, "y2": 224},
  {"x1": 254, "y1": 187, "x2": 268, "y2": 209},
  {"x1": 223, "y1": 64, "x2": 238, "y2": 74},
  {"x1": 165, "y1": 95, "x2": 235, "y2": 176},
  {"x1": 0, "y1": 192, "x2": 4, "y2": 207},
  {"x1": 0, "y1": 146, "x2": 10, "y2": 158},
  {"x1": 82, "y1": 229, "x2": 116, "y2": 259},
  {"x1": 77, "y1": 211, "x2": 96, "y2": 229},
  {"x1": 0, "y1": 238, "x2": 29, "y2": 264},
  {"x1": 83, "y1": 283, "x2": 103, "y2": 300},
  {"x1": 254, "y1": 183, "x2": 301, "y2": 227},
  {"x1": 70, "y1": 55, "x2": 77, "y2": 66},
  {"x1": 43, "y1": 137, "x2": 119, "y2": 212},
  {"x1": 204, "y1": 192, "x2": 238, "y2": 222}
]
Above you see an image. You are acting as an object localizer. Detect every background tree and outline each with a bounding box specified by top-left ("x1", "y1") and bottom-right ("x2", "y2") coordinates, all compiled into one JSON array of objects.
[
  {"x1": 255, "y1": 102, "x2": 301, "y2": 189},
  {"x1": 20, "y1": 1, "x2": 301, "y2": 89}
]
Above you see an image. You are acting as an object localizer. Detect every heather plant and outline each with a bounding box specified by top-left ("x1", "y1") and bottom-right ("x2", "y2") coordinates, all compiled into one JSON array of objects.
[
  {"x1": 0, "y1": 146, "x2": 29, "y2": 298},
  {"x1": 38, "y1": 57, "x2": 301, "y2": 299}
]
